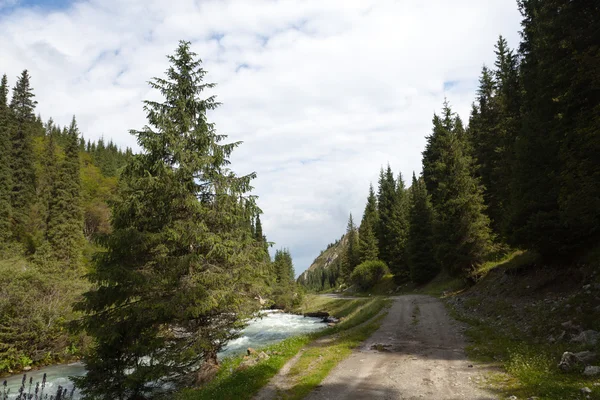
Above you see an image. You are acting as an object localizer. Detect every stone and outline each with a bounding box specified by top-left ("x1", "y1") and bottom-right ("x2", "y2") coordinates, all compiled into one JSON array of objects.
[
  {"x1": 236, "y1": 358, "x2": 257, "y2": 371},
  {"x1": 581, "y1": 387, "x2": 592, "y2": 395},
  {"x1": 247, "y1": 347, "x2": 257, "y2": 356},
  {"x1": 559, "y1": 351, "x2": 598, "y2": 372},
  {"x1": 571, "y1": 330, "x2": 599, "y2": 346},
  {"x1": 583, "y1": 366, "x2": 600, "y2": 376},
  {"x1": 257, "y1": 351, "x2": 270, "y2": 360},
  {"x1": 304, "y1": 311, "x2": 329, "y2": 318},
  {"x1": 23, "y1": 366, "x2": 32, "y2": 371},
  {"x1": 507, "y1": 396, "x2": 517, "y2": 400}
]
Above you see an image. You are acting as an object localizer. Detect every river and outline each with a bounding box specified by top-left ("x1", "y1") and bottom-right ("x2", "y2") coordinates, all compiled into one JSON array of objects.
[{"x1": 2, "y1": 311, "x2": 325, "y2": 399}]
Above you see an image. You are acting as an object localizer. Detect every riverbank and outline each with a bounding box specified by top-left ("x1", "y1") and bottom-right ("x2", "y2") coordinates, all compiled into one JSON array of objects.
[{"x1": 178, "y1": 296, "x2": 390, "y2": 400}]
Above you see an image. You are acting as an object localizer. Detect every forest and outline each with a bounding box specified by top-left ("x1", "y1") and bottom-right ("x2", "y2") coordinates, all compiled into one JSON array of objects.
[{"x1": 298, "y1": 0, "x2": 599, "y2": 292}]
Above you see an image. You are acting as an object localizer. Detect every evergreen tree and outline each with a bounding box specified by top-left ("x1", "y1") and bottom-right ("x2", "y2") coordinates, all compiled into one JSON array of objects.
[
  {"x1": 46, "y1": 117, "x2": 84, "y2": 266},
  {"x1": 387, "y1": 173, "x2": 410, "y2": 281},
  {"x1": 0, "y1": 74, "x2": 12, "y2": 248},
  {"x1": 358, "y1": 184, "x2": 379, "y2": 262},
  {"x1": 469, "y1": 37, "x2": 521, "y2": 235},
  {"x1": 254, "y1": 214, "x2": 263, "y2": 242},
  {"x1": 407, "y1": 173, "x2": 437, "y2": 283},
  {"x1": 376, "y1": 165, "x2": 396, "y2": 264},
  {"x1": 9, "y1": 70, "x2": 37, "y2": 247},
  {"x1": 427, "y1": 102, "x2": 492, "y2": 276},
  {"x1": 74, "y1": 42, "x2": 264, "y2": 399},
  {"x1": 343, "y1": 213, "x2": 359, "y2": 279},
  {"x1": 509, "y1": 0, "x2": 600, "y2": 256},
  {"x1": 273, "y1": 248, "x2": 295, "y2": 285}
]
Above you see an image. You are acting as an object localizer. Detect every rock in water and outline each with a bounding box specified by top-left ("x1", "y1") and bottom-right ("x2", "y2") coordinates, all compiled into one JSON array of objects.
[{"x1": 304, "y1": 311, "x2": 329, "y2": 318}]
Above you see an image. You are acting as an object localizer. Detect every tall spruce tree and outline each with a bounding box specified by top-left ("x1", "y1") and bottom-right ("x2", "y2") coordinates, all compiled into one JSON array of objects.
[
  {"x1": 46, "y1": 117, "x2": 84, "y2": 266},
  {"x1": 387, "y1": 173, "x2": 410, "y2": 281},
  {"x1": 273, "y1": 248, "x2": 294, "y2": 285},
  {"x1": 74, "y1": 42, "x2": 264, "y2": 399},
  {"x1": 0, "y1": 74, "x2": 12, "y2": 249},
  {"x1": 469, "y1": 37, "x2": 521, "y2": 235},
  {"x1": 9, "y1": 70, "x2": 37, "y2": 247},
  {"x1": 343, "y1": 213, "x2": 360, "y2": 279},
  {"x1": 424, "y1": 102, "x2": 492, "y2": 276},
  {"x1": 358, "y1": 184, "x2": 379, "y2": 262},
  {"x1": 407, "y1": 173, "x2": 437, "y2": 283},
  {"x1": 376, "y1": 165, "x2": 396, "y2": 265}
]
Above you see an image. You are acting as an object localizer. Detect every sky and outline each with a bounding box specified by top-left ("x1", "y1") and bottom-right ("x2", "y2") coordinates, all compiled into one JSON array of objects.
[{"x1": 0, "y1": 0, "x2": 523, "y2": 276}]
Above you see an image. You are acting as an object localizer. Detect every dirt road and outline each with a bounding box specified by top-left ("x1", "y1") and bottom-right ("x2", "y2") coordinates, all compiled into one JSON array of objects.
[{"x1": 304, "y1": 295, "x2": 496, "y2": 400}]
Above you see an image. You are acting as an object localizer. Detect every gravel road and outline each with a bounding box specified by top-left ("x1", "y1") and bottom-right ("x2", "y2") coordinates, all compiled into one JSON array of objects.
[{"x1": 304, "y1": 295, "x2": 496, "y2": 400}]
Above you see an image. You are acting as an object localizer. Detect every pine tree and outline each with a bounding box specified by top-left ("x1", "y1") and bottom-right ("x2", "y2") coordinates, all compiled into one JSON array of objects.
[
  {"x1": 509, "y1": 0, "x2": 600, "y2": 256},
  {"x1": 407, "y1": 173, "x2": 437, "y2": 283},
  {"x1": 273, "y1": 248, "x2": 294, "y2": 285},
  {"x1": 46, "y1": 117, "x2": 84, "y2": 266},
  {"x1": 358, "y1": 184, "x2": 379, "y2": 262},
  {"x1": 343, "y1": 213, "x2": 359, "y2": 279},
  {"x1": 376, "y1": 165, "x2": 396, "y2": 264},
  {"x1": 387, "y1": 173, "x2": 410, "y2": 281},
  {"x1": 469, "y1": 37, "x2": 521, "y2": 235},
  {"x1": 427, "y1": 102, "x2": 492, "y2": 276},
  {"x1": 0, "y1": 74, "x2": 12, "y2": 249},
  {"x1": 9, "y1": 70, "x2": 37, "y2": 247},
  {"x1": 74, "y1": 42, "x2": 264, "y2": 399}
]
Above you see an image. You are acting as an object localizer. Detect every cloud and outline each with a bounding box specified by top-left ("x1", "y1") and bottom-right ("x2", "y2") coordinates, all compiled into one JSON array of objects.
[{"x1": 0, "y1": 0, "x2": 523, "y2": 276}]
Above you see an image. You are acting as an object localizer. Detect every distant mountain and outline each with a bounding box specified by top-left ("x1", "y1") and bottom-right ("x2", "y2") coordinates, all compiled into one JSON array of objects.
[{"x1": 297, "y1": 233, "x2": 348, "y2": 290}]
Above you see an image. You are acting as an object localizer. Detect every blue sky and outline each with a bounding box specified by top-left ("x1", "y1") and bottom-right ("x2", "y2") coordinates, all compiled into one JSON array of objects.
[{"x1": 0, "y1": 0, "x2": 522, "y2": 276}]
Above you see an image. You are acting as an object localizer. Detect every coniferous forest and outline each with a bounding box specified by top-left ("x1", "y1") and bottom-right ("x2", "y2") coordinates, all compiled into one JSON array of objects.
[
  {"x1": 1, "y1": 0, "x2": 599, "y2": 399},
  {"x1": 298, "y1": 1, "x2": 600, "y2": 292}
]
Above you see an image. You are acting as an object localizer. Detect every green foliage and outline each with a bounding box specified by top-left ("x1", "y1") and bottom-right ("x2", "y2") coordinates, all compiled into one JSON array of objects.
[
  {"x1": 343, "y1": 213, "x2": 359, "y2": 279},
  {"x1": 46, "y1": 117, "x2": 84, "y2": 266},
  {"x1": 350, "y1": 260, "x2": 389, "y2": 290},
  {"x1": 8, "y1": 70, "x2": 38, "y2": 249},
  {"x1": 358, "y1": 184, "x2": 379, "y2": 263},
  {"x1": 424, "y1": 101, "x2": 492, "y2": 276},
  {"x1": 407, "y1": 173, "x2": 438, "y2": 284},
  {"x1": 0, "y1": 74, "x2": 12, "y2": 249},
  {"x1": 0, "y1": 257, "x2": 89, "y2": 373},
  {"x1": 74, "y1": 41, "x2": 265, "y2": 399},
  {"x1": 508, "y1": 0, "x2": 600, "y2": 258}
]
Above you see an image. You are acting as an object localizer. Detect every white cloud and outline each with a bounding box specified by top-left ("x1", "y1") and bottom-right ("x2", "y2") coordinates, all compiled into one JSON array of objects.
[{"x1": 0, "y1": 0, "x2": 522, "y2": 275}]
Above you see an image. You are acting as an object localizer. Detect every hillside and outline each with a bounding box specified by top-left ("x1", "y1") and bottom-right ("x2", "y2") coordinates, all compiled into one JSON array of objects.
[{"x1": 297, "y1": 233, "x2": 349, "y2": 291}]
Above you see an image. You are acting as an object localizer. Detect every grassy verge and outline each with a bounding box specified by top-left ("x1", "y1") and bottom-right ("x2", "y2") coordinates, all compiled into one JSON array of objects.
[
  {"x1": 281, "y1": 301, "x2": 389, "y2": 399},
  {"x1": 178, "y1": 296, "x2": 389, "y2": 400},
  {"x1": 444, "y1": 250, "x2": 600, "y2": 399}
]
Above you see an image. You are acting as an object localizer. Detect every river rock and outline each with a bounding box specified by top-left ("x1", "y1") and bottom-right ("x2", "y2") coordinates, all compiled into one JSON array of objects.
[
  {"x1": 304, "y1": 311, "x2": 329, "y2": 318},
  {"x1": 581, "y1": 387, "x2": 592, "y2": 395},
  {"x1": 258, "y1": 351, "x2": 270, "y2": 360},
  {"x1": 583, "y1": 366, "x2": 600, "y2": 376},
  {"x1": 571, "y1": 330, "x2": 599, "y2": 346},
  {"x1": 322, "y1": 316, "x2": 339, "y2": 324},
  {"x1": 247, "y1": 347, "x2": 257, "y2": 356},
  {"x1": 237, "y1": 358, "x2": 257, "y2": 371}
]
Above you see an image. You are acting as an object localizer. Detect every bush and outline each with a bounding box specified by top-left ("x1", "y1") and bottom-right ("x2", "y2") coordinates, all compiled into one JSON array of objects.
[{"x1": 350, "y1": 260, "x2": 389, "y2": 290}]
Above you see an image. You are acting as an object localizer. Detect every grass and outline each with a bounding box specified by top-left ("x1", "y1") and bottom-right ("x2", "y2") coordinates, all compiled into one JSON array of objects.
[
  {"x1": 444, "y1": 249, "x2": 600, "y2": 400},
  {"x1": 275, "y1": 298, "x2": 391, "y2": 399},
  {"x1": 178, "y1": 296, "x2": 390, "y2": 400}
]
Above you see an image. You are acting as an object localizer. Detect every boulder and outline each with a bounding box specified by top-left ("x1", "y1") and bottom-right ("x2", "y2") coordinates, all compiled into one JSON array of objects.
[
  {"x1": 571, "y1": 330, "x2": 599, "y2": 346},
  {"x1": 257, "y1": 351, "x2": 270, "y2": 360},
  {"x1": 236, "y1": 358, "x2": 257, "y2": 371},
  {"x1": 247, "y1": 347, "x2": 257, "y2": 356},
  {"x1": 583, "y1": 366, "x2": 600, "y2": 377},
  {"x1": 558, "y1": 351, "x2": 598, "y2": 372}
]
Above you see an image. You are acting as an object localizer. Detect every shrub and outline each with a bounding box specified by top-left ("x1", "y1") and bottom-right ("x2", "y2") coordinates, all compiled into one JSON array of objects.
[{"x1": 350, "y1": 260, "x2": 389, "y2": 290}]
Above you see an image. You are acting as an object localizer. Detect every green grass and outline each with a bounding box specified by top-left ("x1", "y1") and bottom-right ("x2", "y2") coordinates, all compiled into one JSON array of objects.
[
  {"x1": 445, "y1": 249, "x2": 600, "y2": 399},
  {"x1": 178, "y1": 296, "x2": 389, "y2": 400},
  {"x1": 275, "y1": 298, "x2": 391, "y2": 399}
]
